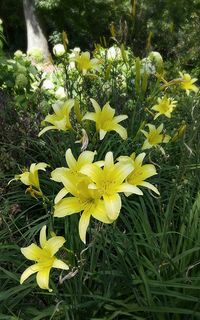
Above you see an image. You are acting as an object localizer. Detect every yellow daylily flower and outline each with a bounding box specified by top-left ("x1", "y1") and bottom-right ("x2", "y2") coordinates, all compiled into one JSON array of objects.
[
  {"x1": 51, "y1": 148, "x2": 98, "y2": 204},
  {"x1": 118, "y1": 152, "x2": 159, "y2": 195},
  {"x1": 20, "y1": 225, "x2": 69, "y2": 291},
  {"x1": 75, "y1": 51, "x2": 101, "y2": 75},
  {"x1": 38, "y1": 99, "x2": 74, "y2": 136},
  {"x1": 54, "y1": 176, "x2": 113, "y2": 243},
  {"x1": 80, "y1": 152, "x2": 143, "y2": 221},
  {"x1": 179, "y1": 72, "x2": 198, "y2": 95},
  {"x1": 14, "y1": 163, "x2": 48, "y2": 195},
  {"x1": 141, "y1": 124, "x2": 171, "y2": 150},
  {"x1": 151, "y1": 96, "x2": 177, "y2": 119},
  {"x1": 82, "y1": 99, "x2": 128, "y2": 140}
]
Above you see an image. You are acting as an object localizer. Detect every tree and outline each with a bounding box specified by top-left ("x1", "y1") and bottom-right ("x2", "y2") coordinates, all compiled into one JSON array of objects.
[{"x1": 23, "y1": 0, "x2": 49, "y2": 59}]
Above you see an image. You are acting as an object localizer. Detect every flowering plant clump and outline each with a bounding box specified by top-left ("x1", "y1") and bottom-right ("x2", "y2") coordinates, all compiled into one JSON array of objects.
[{"x1": 6, "y1": 42, "x2": 199, "y2": 295}]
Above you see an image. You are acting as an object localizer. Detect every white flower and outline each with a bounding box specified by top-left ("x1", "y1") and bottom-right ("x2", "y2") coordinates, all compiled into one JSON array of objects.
[
  {"x1": 148, "y1": 51, "x2": 163, "y2": 71},
  {"x1": 14, "y1": 50, "x2": 24, "y2": 58},
  {"x1": 73, "y1": 47, "x2": 81, "y2": 54},
  {"x1": 42, "y1": 79, "x2": 55, "y2": 90},
  {"x1": 55, "y1": 86, "x2": 67, "y2": 100},
  {"x1": 148, "y1": 51, "x2": 163, "y2": 64},
  {"x1": 53, "y1": 44, "x2": 65, "y2": 57},
  {"x1": 68, "y1": 47, "x2": 81, "y2": 70},
  {"x1": 141, "y1": 58, "x2": 155, "y2": 75},
  {"x1": 107, "y1": 46, "x2": 122, "y2": 60}
]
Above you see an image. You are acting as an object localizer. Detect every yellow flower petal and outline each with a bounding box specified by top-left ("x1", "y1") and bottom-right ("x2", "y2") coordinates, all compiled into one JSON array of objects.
[
  {"x1": 139, "y1": 181, "x2": 160, "y2": 195},
  {"x1": 103, "y1": 193, "x2": 121, "y2": 220},
  {"x1": 82, "y1": 112, "x2": 97, "y2": 122},
  {"x1": 99, "y1": 129, "x2": 107, "y2": 140},
  {"x1": 77, "y1": 151, "x2": 97, "y2": 169},
  {"x1": 19, "y1": 172, "x2": 31, "y2": 186},
  {"x1": 135, "y1": 152, "x2": 146, "y2": 165},
  {"x1": 36, "y1": 267, "x2": 52, "y2": 291},
  {"x1": 80, "y1": 164, "x2": 102, "y2": 184},
  {"x1": 113, "y1": 162, "x2": 134, "y2": 184},
  {"x1": 44, "y1": 236, "x2": 66, "y2": 256},
  {"x1": 90, "y1": 98, "x2": 101, "y2": 113},
  {"x1": 113, "y1": 115, "x2": 128, "y2": 123},
  {"x1": 101, "y1": 102, "x2": 115, "y2": 120},
  {"x1": 54, "y1": 197, "x2": 83, "y2": 217},
  {"x1": 65, "y1": 149, "x2": 77, "y2": 170},
  {"x1": 52, "y1": 258, "x2": 69, "y2": 270},
  {"x1": 79, "y1": 210, "x2": 91, "y2": 244},
  {"x1": 20, "y1": 264, "x2": 40, "y2": 284},
  {"x1": 140, "y1": 130, "x2": 148, "y2": 138},
  {"x1": 54, "y1": 187, "x2": 68, "y2": 204},
  {"x1": 92, "y1": 201, "x2": 113, "y2": 224},
  {"x1": 21, "y1": 244, "x2": 43, "y2": 261},
  {"x1": 111, "y1": 124, "x2": 127, "y2": 139},
  {"x1": 60, "y1": 175, "x2": 79, "y2": 195},
  {"x1": 104, "y1": 151, "x2": 114, "y2": 171},
  {"x1": 34, "y1": 163, "x2": 48, "y2": 171},
  {"x1": 51, "y1": 167, "x2": 69, "y2": 182},
  {"x1": 38, "y1": 126, "x2": 57, "y2": 137},
  {"x1": 117, "y1": 183, "x2": 143, "y2": 195},
  {"x1": 40, "y1": 225, "x2": 47, "y2": 248},
  {"x1": 163, "y1": 135, "x2": 171, "y2": 143},
  {"x1": 157, "y1": 123, "x2": 164, "y2": 133},
  {"x1": 142, "y1": 140, "x2": 152, "y2": 150}
]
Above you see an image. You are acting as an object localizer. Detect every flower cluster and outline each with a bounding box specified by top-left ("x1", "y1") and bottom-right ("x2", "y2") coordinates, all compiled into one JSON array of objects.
[
  {"x1": 38, "y1": 98, "x2": 128, "y2": 140},
  {"x1": 53, "y1": 149, "x2": 159, "y2": 243}
]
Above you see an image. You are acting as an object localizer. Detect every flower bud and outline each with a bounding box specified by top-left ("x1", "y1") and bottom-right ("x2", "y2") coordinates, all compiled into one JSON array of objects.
[{"x1": 53, "y1": 44, "x2": 65, "y2": 57}]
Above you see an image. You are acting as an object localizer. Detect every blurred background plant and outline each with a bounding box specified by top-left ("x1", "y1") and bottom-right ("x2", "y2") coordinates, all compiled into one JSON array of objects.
[{"x1": 0, "y1": 0, "x2": 200, "y2": 66}]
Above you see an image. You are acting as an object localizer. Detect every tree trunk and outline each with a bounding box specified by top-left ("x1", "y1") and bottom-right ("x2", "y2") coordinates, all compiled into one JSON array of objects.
[{"x1": 23, "y1": 0, "x2": 49, "y2": 60}]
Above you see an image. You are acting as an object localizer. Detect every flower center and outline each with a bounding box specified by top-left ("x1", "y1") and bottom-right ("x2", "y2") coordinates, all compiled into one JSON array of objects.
[{"x1": 148, "y1": 132, "x2": 161, "y2": 145}]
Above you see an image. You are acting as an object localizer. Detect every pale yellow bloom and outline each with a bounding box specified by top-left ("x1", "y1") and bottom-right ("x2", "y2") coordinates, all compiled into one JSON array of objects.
[
  {"x1": 141, "y1": 124, "x2": 170, "y2": 150},
  {"x1": 54, "y1": 176, "x2": 112, "y2": 244},
  {"x1": 38, "y1": 100, "x2": 74, "y2": 136},
  {"x1": 51, "y1": 148, "x2": 98, "y2": 204},
  {"x1": 14, "y1": 162, "x2": 48, "y2": 193},
  {"x1": 80, "y1": 152, "x2": 143, "y2": 221},
  {"x1": 151, "y1": 96, "x2": 177, "y2": 119},
  {"x1": 179, "y1": 72, "x2": 198, "y2": 95},
  {"x1": 75, "y1": 51, "x2": 101, "y2": 75},
  {"x1": 118, "y1": 152, "x2": 159, "y2": 195},
  {"x1": 20, "y1": 225, "x2": 69, "y2": 291},
  {"x1": 82, "y1": 99, "x2": 128, "y2": 140}
]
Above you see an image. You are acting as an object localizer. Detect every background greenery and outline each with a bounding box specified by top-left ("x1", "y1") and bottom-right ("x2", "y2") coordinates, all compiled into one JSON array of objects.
[{"x1": 1, "y1": 0, "x2": 200, "y2": 69}]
